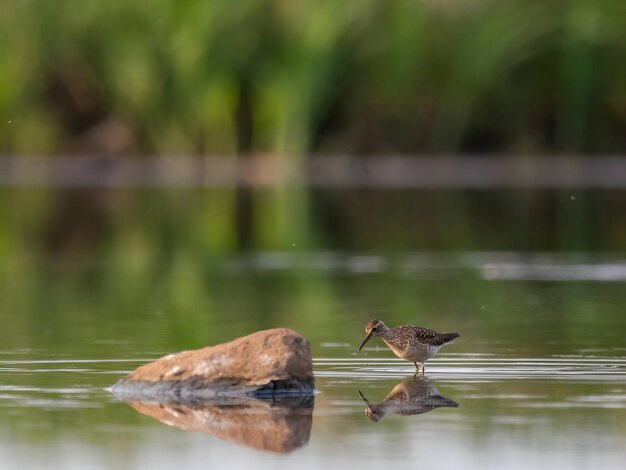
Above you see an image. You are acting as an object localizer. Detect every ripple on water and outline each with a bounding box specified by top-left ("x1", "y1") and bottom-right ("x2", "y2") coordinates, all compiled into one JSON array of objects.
[
  {"x1": 314, "y1": 353, "x2": 626, "y2": 382},
  {"x1": 0, "y1": 353, "x2": 625, "y2": 417}
]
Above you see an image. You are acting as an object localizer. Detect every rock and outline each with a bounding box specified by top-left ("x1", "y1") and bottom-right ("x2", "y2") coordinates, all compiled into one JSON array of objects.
[
  {"x1": 111, "y1": 328, "x2": 314, "y2": 400},
  {"x1": 122, "y1": 395, "x2": 313, "y2": 453}
]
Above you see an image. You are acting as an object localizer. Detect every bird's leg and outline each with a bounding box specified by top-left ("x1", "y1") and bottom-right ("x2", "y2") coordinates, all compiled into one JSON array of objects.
[
  {"x1": 413, "y1": 362, "x2": 420, "y2": 375},
  {"x1": 421, "y1": 364, "x2": 426, "y2": 376}
]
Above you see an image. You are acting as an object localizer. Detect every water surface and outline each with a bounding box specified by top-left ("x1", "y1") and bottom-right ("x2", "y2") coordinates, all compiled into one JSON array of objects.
[{"x1": 1, "y1": 254, "x2": 625, "y2": 469}]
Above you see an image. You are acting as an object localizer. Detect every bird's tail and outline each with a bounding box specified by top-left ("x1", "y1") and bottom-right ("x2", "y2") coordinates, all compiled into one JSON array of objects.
[{"x1": 440, "y1": 332, "x2": 460, "y2": 343}]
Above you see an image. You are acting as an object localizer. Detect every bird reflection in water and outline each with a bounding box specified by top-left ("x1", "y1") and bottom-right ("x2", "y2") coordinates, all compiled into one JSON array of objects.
[{"x1": 358, "y1": 376, "x2": 458, "y2": 422}]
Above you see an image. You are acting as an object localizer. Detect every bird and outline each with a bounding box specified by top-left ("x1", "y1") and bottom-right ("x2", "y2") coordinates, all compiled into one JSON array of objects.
[
  {"x1": 358, "y1": 376, "x2": 458, "y2": 422},
  {"x1": 358, "y1": 319, "x2": 459, "y2": 374}
]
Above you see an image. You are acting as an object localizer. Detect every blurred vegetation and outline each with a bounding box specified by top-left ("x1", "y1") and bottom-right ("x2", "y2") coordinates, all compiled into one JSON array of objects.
[
  {"x1": 1, "y1": 0, "x2": 626, "y2": 256},
  {"x1": 1, "y1": 0, "x2": 625, "y2": 155},
  {"x1": 0, "y1": 187, "x2": 625, "y2": 283},
  {"x1": 2, "y1": 260, "x2": 626, "y2": 357}
]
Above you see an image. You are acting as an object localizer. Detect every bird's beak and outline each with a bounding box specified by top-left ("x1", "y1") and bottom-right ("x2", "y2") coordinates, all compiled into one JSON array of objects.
[
  {"x1": 358, "y1": 332, "x2": 372, "y2": 351},
  {"x1": 358, "y1": 390, "x2": 372, "y2": 406},
  {"x1": 359, "y1": 390, "x2": 381, "y2": 422}
]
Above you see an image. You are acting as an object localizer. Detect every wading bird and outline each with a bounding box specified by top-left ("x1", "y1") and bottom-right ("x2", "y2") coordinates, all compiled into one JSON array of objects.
[{"x1": 358, "y1": 319, "x2": 459, "y2": 374}]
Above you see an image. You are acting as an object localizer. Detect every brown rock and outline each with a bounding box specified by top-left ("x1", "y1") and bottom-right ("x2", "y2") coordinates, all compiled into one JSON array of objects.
[
  {"x1": 111, "y1": 328, "x2": 314, "y2": 399},
  {"x1": 124, "y1": 396, "x2": 313, "y2": 453}
]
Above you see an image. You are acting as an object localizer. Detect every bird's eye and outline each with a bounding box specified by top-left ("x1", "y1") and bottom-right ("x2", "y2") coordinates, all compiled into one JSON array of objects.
[{"x1": 372, "y1": 327, "x2": 377, "y2": 331}]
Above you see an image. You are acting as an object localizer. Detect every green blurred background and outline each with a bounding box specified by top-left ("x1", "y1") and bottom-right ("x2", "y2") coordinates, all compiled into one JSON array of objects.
[
  {"x1": 2, "y1": 0, "x2": 626, "y2": 155},
  {"x1": 2, "y1": 0, "x2": 625, "y2": 248},
  {"x1": 1, "y1": 0, "x2": 626, "y2": 353},
  {"x1": 1, "y1": 3, "x2": 626, "y2": 464}
]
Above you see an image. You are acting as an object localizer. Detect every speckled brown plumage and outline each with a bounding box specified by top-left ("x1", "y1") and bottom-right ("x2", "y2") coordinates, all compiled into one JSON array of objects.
[
  {"x1": 358, "y1": 319, "x2": 459, "y2": 373},
  {"x1": 358, "y1": 377, "x2": 458, "y2": 422}
]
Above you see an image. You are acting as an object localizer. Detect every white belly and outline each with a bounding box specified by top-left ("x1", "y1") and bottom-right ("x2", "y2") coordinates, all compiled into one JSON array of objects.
[{"x1": 390, "y1": 342, "x2": 442, "y2": 363}]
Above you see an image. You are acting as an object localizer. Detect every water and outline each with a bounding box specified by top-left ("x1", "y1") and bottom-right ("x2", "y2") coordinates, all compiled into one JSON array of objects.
[
  {"x1": 1, "y1": 253, "x2": 625, "y2": 469},
  {"x1": 1, "y1": 349, "x2": 625, "y2": 469}
]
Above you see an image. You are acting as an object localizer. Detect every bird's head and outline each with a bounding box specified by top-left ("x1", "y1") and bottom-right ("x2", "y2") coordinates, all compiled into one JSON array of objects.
[
  {"x1": 358, "y1": 390, "x2": 386, "y2": 422},
  {"x1": 358, "y1": 319, "x2": 387, "y2": 351}
]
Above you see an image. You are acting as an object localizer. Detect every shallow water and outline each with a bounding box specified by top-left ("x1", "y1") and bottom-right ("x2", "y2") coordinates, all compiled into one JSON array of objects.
[
  {"x1": 1, "y1": 253, "x2": 626, "y2": 469},
  {"x1": 1, "y1": 346, "x2": 625, "y2": 469}
]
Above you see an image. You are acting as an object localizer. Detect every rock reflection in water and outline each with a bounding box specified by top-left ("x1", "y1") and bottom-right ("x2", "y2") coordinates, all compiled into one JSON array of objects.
[
  {"x1": 119, "y1": 395, "x2": 314, "y2": 453},
  {"x1": 358, "y1": 377, "x2": 458, "y2": 422}
]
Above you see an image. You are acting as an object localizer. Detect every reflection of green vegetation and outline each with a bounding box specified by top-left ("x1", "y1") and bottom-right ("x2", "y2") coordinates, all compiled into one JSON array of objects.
[
  {"x1": 1, "y1": 262, "x2": 625, "y2": 449},
  {"x1": 2, "y1": 253, "x2": 625, "y2": 356},
  {"x1": 0, "y1": 186, "x2": 625, "y2": 356},
  {"x1": 3, "y1": 252, "x2": 625, "y2": 446},
  {"x1": 2, "y1": 187, "x2": 625, "y2": 268}
]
